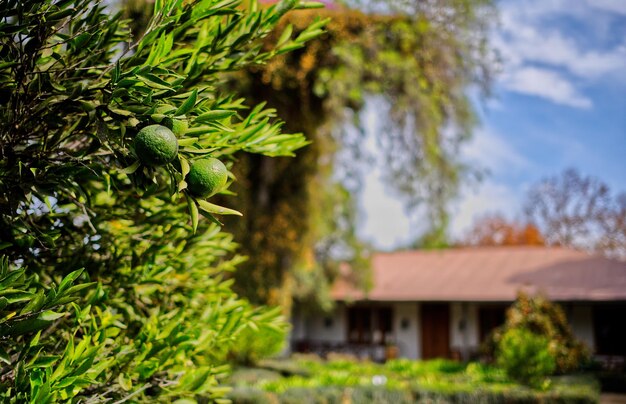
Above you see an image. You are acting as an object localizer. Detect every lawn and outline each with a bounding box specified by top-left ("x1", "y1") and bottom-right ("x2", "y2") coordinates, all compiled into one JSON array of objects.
[{"x1": 226, "y1": 356, "x2": 600, "y2": 403}]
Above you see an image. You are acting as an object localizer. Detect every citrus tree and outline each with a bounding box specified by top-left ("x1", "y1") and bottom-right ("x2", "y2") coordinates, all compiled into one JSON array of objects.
[{"x1": 0, "y1": 0, "x2": 324, "y2": 401}]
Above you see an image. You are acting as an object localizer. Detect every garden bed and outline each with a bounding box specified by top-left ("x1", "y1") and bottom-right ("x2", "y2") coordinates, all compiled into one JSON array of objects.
[{"x1": 226, "y1": 357, "x2": 600, "y2": 403}]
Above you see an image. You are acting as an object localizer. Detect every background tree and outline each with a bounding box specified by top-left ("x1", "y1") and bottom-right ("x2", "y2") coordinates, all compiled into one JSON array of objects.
[
  {"x1": 596, "y1": 193, "x2": 626, "y2": 259},
  {"x1": 461, "y1": 213, "x2": 545, "y2": 247},
  {"x1": 224, "y1": 2, "x2": 497, "y2": 310},
  {"x1": 524, "y1": 168, "x2": 625, "y2": 259},
  {"x1": 0, "y1": 0, "x2": 321, "y2": 401}
]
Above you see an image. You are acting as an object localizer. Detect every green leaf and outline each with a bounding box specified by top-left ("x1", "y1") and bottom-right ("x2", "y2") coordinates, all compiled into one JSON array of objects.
[
  {"x1": 179, "y1": 155, "x2": 191, "y2": 177},
  {"x1": 294, "y1": 1, "x2": 325, "y2": 9},
  {"x1": 109, "y1": 108, "x2": 133, "y2": 117},
  {"x1": 137, "y1": 74, "x2": 173, "y2": 91},
  {"x1": 187, "y1": 196, "x2": 199, "y2": 234},
  {"x1": 118, "y1": 373, "x2": 132, "y2": 391},
  {"x1": 0, "y1": 311, "x2": 61, "y2": 336},
  {"x1": 26, "y1": 355, "x2": 60, "y2": 370},
  {"x1": 197, "y1": 200, "x2": 242, "y2": 216},
  {"x1": 277, "y1": 42, "x2": 303, "y2": 54},
  {"x1": 136, "y1": 357, "x2": 159, "y2": 379},
  {"x1": 47, "y1": 8, "x2": 74, "y2": 21},
  {"x1": 195, "y1": 110, "x2": 236, "y2": 123},
  {"x1": 175, "y1": 89, "x2": 198, "y2": 116},
  {"x1": 296, "y1": 29, "x2": 325, "y2": 43},
  {"x1": 0, "y1": 346, "x2": 10, "y2": 365},
  {"x1": 0, "y1": 269, "x2": 24, "y2": 288},
  {"x1": 178, "y1": 137, "x2": 200, "y2": 146},
  {"x1": 62, "y1": 282, "x2": 96, "y2": 296},
  {"x1": 173, "y1": 399, "x2": 197, "y2": 404},
  {"x1": 57, "y1": 268, "x2": 84, "y2": 295},
  {"x1": 39, "y1": 310, "x2": 65, "y2": 322},
  {"x1": 120, "y1": 161, "x2": 141, "y2": 174},
  {"x1": 277, "y1": 24, "x2": 293, "y2": 47},
  {"x1": 30, "y1": 331, "x2": 42, "y2": 347},
  {"x1": 0, "y1": 61, "x2": 19, "y2": 70},
  {"x1": 198, "y1": 210, "x2": 223, "y2": 226},
  {"x1": 19, "y1": 289, "x2": 45, "y2": 315},
  {"x1": 113, "y1": 61, "x2": 121, "y2": 82}
]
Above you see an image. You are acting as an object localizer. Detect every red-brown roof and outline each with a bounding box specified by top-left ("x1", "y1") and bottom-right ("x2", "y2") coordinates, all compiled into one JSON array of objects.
[{"x1": 331, "y1": 247, "x2": 626, "y2": 302}]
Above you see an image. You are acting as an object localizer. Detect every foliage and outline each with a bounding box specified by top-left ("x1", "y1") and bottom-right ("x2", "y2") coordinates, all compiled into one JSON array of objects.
[
  {"x1": 224, "y1": 2, "x2": 497, "y2": 308},
  {"x1": 0, "y1": 0, "x2": 323, "y2": 401},
  {"x1": 525, "y1": 168, "x2": 626, "y2": 260},
  {"x1": 461, "y1": 213, "x2": 545, "y2": 246},
  {"x1": 225, "y1": 357, "x2": 600, "y2": 403},
  {"x1": 486, "y1": 293, "x2": 590, "y2": 376},
  {"x1": 227, "y1": 308, "x2": 288, "y2": 366},
  {"x1": 496, "y1": 328, "x2": 556, "y2": 388}
]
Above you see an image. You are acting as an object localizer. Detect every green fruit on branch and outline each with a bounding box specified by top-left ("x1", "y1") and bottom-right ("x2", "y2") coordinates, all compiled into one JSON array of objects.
[
  {"x1": 162, "y1": 117, "x2": 188, "y2": 136},
  {"x1": 186, "y1": 158, "x2": 228, "y2": 197},
  {"x1": 133, "y1": 124, "x2": 179, "y2": 166}
]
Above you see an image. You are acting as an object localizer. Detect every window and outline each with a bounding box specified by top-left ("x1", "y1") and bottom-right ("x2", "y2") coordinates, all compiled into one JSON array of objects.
[
  {"x1": 347, "y1": 306, "x2": 393, "y2": 344},
  {"x1": 478, "y1": 305, "x2": 507, "y2": 343},
  {"x1": 594, "y1": 303, "x2": 626, "y2": 356}
]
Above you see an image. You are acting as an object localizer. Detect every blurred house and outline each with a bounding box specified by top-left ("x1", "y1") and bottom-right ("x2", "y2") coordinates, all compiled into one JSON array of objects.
[{"x1": 291, "y1": 247, "x2": 626, "y2": 365}]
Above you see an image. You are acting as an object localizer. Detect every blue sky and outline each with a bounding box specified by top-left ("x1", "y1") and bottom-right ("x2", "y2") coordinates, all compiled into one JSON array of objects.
[{"x1": 357, "y1": 0, "x2": 626, "y2": 250}]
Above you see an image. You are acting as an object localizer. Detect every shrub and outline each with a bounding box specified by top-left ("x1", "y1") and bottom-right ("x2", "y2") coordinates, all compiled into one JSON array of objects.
[
  {"x1": 229, "y1": 358, "x2": 599, "y2": 403},
  {"x1": 229, "y1": 367, "x2": 283, "y2": 386},
  {"x1": 348, "y1": 386, "x2": 414, "y2": 403},
  {"x1": 487, "y1": 292, "x2": 590, "y2": 374},
  {"x1": 496, "y1": 328, "x2": 556, "y2": 387},
  {"x1": 266, "y1": 384, "x2": 598, "y2": 404},
  {"x1": 227, "y1": 387, "x2": 275, "y2": 404},
  {"x1": 228, "y1": 308, "x2": 288, "y2": 365}
]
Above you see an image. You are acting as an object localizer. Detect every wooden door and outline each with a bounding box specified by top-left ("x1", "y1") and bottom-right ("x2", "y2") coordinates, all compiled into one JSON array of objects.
[{"x1": 421, "y1": 303, "x2": 450, "y2": 359}]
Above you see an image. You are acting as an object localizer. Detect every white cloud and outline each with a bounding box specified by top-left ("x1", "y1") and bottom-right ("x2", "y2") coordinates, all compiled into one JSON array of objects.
[
  {"x1": 501, "y1": 67, "x2": 592, "y2": 109},
  {"x1": 354, "y1": 97, "x2": 415, "y2": 250},
  {"x1": 356, "y1": 126, "x2": 535, "y2": 249},
  {"x1": 495, "y1": 0, "x2": 626, "y2": 108},
  {"x1": 497, "y1": 23, "x2": 626, "y2": 80},
  {"x1": 357, "y1": 169, "x2": 413, "y2": 250},
  {"x1": 463, "y1": 128, "x2": 531, "y2": 172},
  {"x1": 450, "y1": 127, "x2": 533, "y2": 240},
  {"x1": 449, "y1": 181, "x2": 522, "y2": 240},
  {"x1": 588, "y1": 0, "x2": 626, "y2": 15}
]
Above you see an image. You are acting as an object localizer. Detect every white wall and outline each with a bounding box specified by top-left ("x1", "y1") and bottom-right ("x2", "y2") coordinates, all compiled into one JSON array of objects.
[
  {"x1": 303, "y1": 304, "x2": 347, "y2": 343},
  {"x1": 291, "y1": 305, "x2": 307, "y2": 341},
  {"x1": 449, "y1": 302, "x2": 480, "y2": 360},
  {"x1": 392, "y1": 302, "x2": 420, "y2": 359}
]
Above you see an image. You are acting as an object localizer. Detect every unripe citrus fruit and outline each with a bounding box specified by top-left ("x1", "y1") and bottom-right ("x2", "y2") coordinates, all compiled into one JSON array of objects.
[
  {"x1": 134, "y1": 124, "x2": 179, "y2": 166},
  {"x1": 186, "y1": 158, "x2": 228, "y2": 197},
  {"x1": 162, "y1": 117, "x2": 188, "y2": 136}
]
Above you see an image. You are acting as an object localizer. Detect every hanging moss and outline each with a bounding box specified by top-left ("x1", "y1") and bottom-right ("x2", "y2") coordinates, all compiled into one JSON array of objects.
[{"x1": 224, "y1": 5, "x2": 496, "y2": 310}]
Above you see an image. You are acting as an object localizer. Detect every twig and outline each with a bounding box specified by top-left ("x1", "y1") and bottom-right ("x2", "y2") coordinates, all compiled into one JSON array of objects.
[{"x1": 111, "y1": 383, "x2": 151, "y2": 404}]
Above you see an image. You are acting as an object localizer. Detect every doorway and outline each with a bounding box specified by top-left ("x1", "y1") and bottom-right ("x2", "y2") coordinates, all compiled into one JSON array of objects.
[{"x1": 421, "y1": 303, "x2": 450, "y2": 359}]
